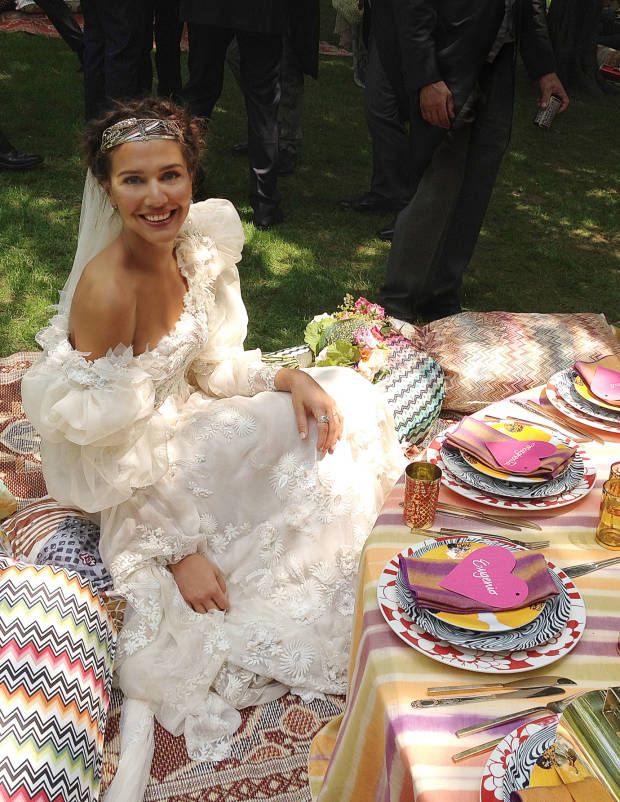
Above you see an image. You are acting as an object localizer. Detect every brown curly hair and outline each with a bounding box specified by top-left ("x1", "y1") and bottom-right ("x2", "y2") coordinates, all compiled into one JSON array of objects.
[{"x1": 84, "y1": 98, "x2": 205, "y2": 185}]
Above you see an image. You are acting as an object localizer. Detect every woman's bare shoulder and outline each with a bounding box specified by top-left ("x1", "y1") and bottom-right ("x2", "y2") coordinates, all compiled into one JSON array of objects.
[{"x1": 69, "y1": 241, "x2": 137, "y2": 358}]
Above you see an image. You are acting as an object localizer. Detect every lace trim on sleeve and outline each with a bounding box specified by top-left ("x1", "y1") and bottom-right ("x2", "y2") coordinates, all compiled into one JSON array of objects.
[{"x1": 247, "y1": 363, "x2": 282, "y2": 395}]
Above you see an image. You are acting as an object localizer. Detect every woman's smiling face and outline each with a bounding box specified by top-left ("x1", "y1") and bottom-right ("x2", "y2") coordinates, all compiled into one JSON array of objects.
[{"x1": 106, "y1": 139, "x2": 193, "y2": 246}]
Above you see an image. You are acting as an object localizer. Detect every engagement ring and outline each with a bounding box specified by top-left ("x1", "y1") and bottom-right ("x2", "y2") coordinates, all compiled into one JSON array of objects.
[{"x1": 318, "y1": 415, "x2": 330, "y2": 424}]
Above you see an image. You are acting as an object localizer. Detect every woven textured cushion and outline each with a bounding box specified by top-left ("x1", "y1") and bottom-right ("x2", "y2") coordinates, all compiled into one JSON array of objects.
[
  {"x1": 0, "y1": 559, "x2": 116, "y2": 802},
  {"x1": 2, "y1": 497, "x2": 112, "y2": 592},
  {"x1": 266, "y1": 338, "x2": 444, "y2": 445},
  {"x1": 398, "y1": 311, "x2": 620, "y2": 414}
]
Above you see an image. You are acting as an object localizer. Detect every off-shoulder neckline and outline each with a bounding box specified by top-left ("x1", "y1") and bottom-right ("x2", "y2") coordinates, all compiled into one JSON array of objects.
[{"x1": 133, "y1": 247, "x2": 193, "y2": 358}]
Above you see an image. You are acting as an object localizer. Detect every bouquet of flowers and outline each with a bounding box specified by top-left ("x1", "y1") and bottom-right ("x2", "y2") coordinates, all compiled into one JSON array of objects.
[{"x1": 304, "y1": 295, "x2": 393, "y2": 383}]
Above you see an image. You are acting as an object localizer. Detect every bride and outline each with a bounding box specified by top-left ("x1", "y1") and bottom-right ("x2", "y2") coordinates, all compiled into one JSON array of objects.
[{"x1": 21, "y1": 98, "x2": 404, "y2": 801}]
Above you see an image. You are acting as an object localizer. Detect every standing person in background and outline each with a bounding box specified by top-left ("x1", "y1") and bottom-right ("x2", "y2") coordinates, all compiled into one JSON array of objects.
[
  {"x1": 340, "y1": 0, "x2": 411, "y2": 240},
  {"x1": 228, "y1": 0, "x2": 320, "y2": 177},
  {"x1": 137, "y1": 0, "x2": 183, "y2": 101},
  {"x1": 376, "y1": 0, "x2": 569, "y2": 322},
  {"x1": 81, "y1": 0, "x2": 142, "y2": 120},
  {"x1": 181, "y1": 0, "x2": 287, "y2": 230}
]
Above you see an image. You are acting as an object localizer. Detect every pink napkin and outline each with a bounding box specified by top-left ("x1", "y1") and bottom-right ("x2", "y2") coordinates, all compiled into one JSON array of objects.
[
  {"x1": 398, "y1": 548, "x2": 558, "y2": 614},
  {"x1": 574, "y1": 355, "x2": 620, "y2": 407},
  {"x1": 444, "y1": 417, "x2": 575, "y2": 478}
]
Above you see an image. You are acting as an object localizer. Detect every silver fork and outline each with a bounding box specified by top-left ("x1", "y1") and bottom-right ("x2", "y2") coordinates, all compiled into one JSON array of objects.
[
  {"x1": 563, "y1": 556, "x2": 620, "y2": 578},
  {"x1": 436, "y1": 528, "x2": 550, "y2": 550}
]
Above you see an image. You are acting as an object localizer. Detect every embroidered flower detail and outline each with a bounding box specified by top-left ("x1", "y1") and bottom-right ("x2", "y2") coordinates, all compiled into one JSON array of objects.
[
  {"x1": 278, "y1": 639, "x2": 315, "y2": 684},
  {"x1": 256, "y1": 523, "x2": 285, "y2": 565},
  {"x1": 196, "y1": 408, "x2": 257, "y2": 441},
  {"x1": 199, "y1": 512, "x2": 218, "y2": 536},
  {"x1": 210, "y1": 522, "x2": 248, "y2": 554},
  {"x1": 244, "y1": 623, "x2": 281, "y2": 668},
  {"x1": 188, "y1": 481, "x2": 213, "y2": 498}
]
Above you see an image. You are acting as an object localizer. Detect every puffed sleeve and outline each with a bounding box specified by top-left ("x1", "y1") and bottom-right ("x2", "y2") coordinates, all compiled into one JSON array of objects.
[
  {"x1": 21, "y1": 321, "x2": 169, "y2": 513},
  {"x1": 181, "y1": 198, "x2": 281, "y2": 399}
]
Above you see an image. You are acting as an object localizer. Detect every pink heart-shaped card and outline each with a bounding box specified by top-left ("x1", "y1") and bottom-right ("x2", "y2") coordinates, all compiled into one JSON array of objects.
[
  {"x1": 589, "y1": 366, "x2": 620, "y2": 405},
  {"x1": 440, "y1": 545, "x2": 529, "y2": 610},
  {"x1": 485, "y1": 439, "x2": 559, "y2": 475}
]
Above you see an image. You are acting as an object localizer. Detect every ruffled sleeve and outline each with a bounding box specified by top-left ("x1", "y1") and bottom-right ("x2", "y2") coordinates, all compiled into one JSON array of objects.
[
  {"x1": 21, "y1": 320, "x2": 169, "y2": 513},
  {"x1": 181, "y1": 199, "x2": 280, "y2": 398}
]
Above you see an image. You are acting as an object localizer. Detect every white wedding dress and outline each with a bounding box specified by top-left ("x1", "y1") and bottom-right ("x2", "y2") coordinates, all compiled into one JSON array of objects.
[{"x1": 22, "y1": 198, "x2": 405, "y2": 798}]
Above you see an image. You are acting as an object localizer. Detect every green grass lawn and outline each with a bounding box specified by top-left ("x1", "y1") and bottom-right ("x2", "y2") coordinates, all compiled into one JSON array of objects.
[{"x1": 0, "y1": 23, "x2": 618, "y2": 357}]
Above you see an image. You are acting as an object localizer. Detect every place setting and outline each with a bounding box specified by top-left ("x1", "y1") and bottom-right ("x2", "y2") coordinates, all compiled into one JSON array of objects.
[
  {"x1": 542, "y1": 354, "x2": 620, "y2": 437},
  {"x1": 425, "y1": 414, "x2": 597, "y2": 512},
  {"x1": 377, "y1": 534, "x2": 587, "y2": 673}
]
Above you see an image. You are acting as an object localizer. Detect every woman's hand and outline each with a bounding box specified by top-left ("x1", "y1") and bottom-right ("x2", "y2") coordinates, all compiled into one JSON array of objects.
[
  {"x1": 169, "y1": 553, "x2": 229, "y2": 613},
  {"x1": 275, "y1": 368, "x2": 343, "y2": 454}
]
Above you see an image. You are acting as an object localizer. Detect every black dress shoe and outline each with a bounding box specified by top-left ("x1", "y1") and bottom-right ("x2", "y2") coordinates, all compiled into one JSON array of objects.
[
  {"x1": 376, "y1": 223, "x2": 395, "y2": 241},
  {"x1": 231, "y1": 142, "x2": 248, "y2": 156},
  {"x1": 0, "y1": 150, "x2": 43, "y2": 171},
  {"x1": 339, "y1": 192, "x2": 404, "y2": 213},
  {"x1": 252, "y1": 204, "x2": 284, "y2": 230},
  {"x1": 277, "y1": 149, "x2": 297, "y2": 176}
]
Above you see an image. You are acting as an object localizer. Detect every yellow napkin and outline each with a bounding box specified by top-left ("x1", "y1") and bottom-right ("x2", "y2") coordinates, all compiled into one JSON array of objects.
[{"x1": 511, "y1": 778, "x2": 615, "y2": 802}]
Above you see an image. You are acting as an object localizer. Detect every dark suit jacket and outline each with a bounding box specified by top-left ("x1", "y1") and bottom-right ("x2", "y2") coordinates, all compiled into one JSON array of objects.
[
  {"x1": 179, "y1": 0, "x2": 288, "y2": 35},
  {"x1": 373, "y1": 0, "x2": 556, "y2": 119}
]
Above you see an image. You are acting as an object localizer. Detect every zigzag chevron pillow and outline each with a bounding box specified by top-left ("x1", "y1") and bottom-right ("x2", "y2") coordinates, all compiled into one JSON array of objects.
[{"x1": 0, "y1": 559, "x2": 116, "y2": 801}]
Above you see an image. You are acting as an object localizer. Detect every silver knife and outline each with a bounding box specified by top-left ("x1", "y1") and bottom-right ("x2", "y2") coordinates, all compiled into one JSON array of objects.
[
  {"x1": 428, "y1": 675, "x2": 575, "y2": 695},
  {"x1": 411, "y1": 685, "x2": 566, "y2": 708}
]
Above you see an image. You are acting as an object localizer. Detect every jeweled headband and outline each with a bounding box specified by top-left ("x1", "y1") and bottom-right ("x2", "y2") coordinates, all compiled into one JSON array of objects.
[{"x1": 100, "y1": 117, "x2": 183, "y2": 152}]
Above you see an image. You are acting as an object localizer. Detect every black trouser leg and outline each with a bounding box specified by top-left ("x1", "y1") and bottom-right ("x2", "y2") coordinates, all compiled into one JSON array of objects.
[
  {"x1": 153, "y1": 0, "x2": 182, "y2": 99},
  {"x1": 81, "y1": 0, "x2": 106, "y2": 119},
  {"x1": 136, "y1": 0, "x2": 155, "y2": 96},
  {"x1": 35, "y1": 0, "x2": 84, "y2": 56},
  {"x1": 427, "y1": 45, "x2": 515, "y2": 311},
  {"x1": 237, "y1": 29, "x2": 282, "y2": 210},
  {"x1": 378, "y1": 125, "x2": 469, "y2": 320},
  {"x1": 278, "y1": 29, "x2": 304, "y2": 156},
  {"x1": 365, "y1": 37, "x2": 411, "y2": 207},
  {"x1": 183, "y1": 24, "x2": 232, "y2": 120},
  {"x1": 101, "y1": 0, "x2": 142, "y2": 105}
]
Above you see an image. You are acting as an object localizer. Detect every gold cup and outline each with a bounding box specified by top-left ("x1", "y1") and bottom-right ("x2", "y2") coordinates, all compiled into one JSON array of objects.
[
  {"x1": 596, "y1": 479, "x2": 620, "y2": 551},
  {"x1": 608, "y1": 461, "x2": 620, "y2": 494},
  {"x1": 403, "y1": 461, "x2": 442, "y2": 529}
]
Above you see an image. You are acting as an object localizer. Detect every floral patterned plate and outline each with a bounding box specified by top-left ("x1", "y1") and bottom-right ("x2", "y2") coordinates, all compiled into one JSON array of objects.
[
  {"x1": 377, "y1": 543, "x2": 586, "y2": 674},
  {"x1": 546, "y1": 372, "x2": 620, "y2": 434},
  {"x1": 427, "y1": 429, "x2": 596, "y2": 511},
  {"x1": 480, "y1": 714, "x2": 558, "y2": 802},
  {"x1": 441, "y1": 443, "x2": 584, "y2": 499},
  {"x1": 551, "y1": 371, "x2": 620, "y2": 423},
  {"x1": 395, "y1": 539, "x2": 572, "y2": 651}
]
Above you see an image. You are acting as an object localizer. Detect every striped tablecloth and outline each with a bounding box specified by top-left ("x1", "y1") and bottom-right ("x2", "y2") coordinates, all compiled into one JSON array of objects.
[{"x1": 309, "y1": 393, "x2": 620, "y2": 802}]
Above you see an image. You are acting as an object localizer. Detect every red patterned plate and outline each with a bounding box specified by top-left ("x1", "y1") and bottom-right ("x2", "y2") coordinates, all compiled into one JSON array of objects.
[
  {"x1": 377, "y1": 546, "x2": 586, "y2": 674},
  {"x1": 546, "y1": 374, "x2": 620, "y2": 435},
  {"x1": 427, "y1": 429, "x2": 596, "y2": 511},
  {"x1": 480, "y1": 714, "x2": 558, "y2": 802}
]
